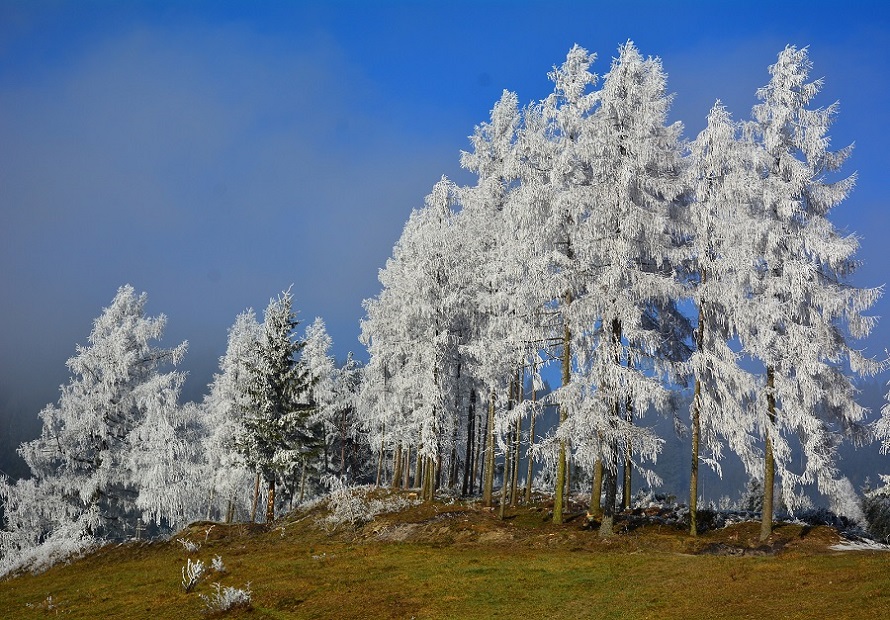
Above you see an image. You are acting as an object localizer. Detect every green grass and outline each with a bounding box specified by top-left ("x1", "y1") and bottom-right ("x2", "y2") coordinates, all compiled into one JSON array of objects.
[{"x1": 1, "y1": 501, "x2": 888, "y2": 619}]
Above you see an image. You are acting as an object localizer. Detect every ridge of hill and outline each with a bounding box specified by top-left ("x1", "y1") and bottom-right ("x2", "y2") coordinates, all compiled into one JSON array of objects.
[{"x1": 1, "y1": 492, "x2": 888, "y2": 619}]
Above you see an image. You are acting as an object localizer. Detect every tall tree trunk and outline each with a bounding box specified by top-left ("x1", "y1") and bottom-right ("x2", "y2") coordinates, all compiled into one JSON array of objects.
[
  {"x1": 392, "y1": 444, "x2": 403, "y2": 490},
  {"x1": 413, "y1": 442, "x2": 423, "y2": 488},
  {"x1": 622, "y1": 394, "x2": 633, "y2": 510},
  {"x1": 511, "y1": 417, "x2": 521, "y2": 507},
  {"x1": 690, "y1": 274, "x2": 707, "y2": 536},
  {"x1": 761, "y1": 366, "x2": 777, "y2": 541},
  {"x1": 298, "y1": 457, "x2": 307, "y2": 504},
  {"x1": 225, "y1": 498, "x2": 235, "y2": 524},
  {"x1": 554, "y1": 315, "x2": 571, "y2": 525},
  {"x1": 483, "y1": 391, "x2": 496, "y2": 508},
  {"x1": 250, "y1": 473, "x2": 261, "y2": 523},
  {"x1": 689, "y1": 381, "x2": 701, "y2": 536},
  {"x1": 462, "y1": 390, "x2": 476, "y2": 497},
  {"x1": 375, "y1": 431, "x2": 385, "y2": 488},
  {"x1": 524, "y1": 377, "x2": 537, "y2": 505},
  {"x1": 600, "y1": 318, "x2": 622, "y2": 537},
  {"x1": 599, "y1": 453, "x2": 619, "y2": 537},
  {"x1": 265, "y1": 477, "x2": 276, "y2": 523},
  {"x1": 589, "y1": 459, "x2": 603, "y2": 517},
  {"x1": 403, "y1": 445, "x2": 411, "y2": 489}
]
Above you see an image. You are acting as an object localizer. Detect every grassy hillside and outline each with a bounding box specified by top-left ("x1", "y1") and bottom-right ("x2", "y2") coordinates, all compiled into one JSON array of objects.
[{"x1": 2, "y1": 494, "x2": 888, "y2": 619}]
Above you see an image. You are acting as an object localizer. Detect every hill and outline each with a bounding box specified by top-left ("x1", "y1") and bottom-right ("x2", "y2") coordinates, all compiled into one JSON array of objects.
[{"x1": 1, "y1": 491, "x2": 888, "y2": 619}]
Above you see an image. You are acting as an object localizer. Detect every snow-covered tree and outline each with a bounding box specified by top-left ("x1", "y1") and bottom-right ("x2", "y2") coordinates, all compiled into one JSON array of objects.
[
  {"x1": 683, "y1": 102, "x2": 762, "y2": 534},
  {"x1": 0, "y1": 285, "x2": 187, "y2": 574},
  {"x1": 199, "y1": 309, "x2": 263, "y2": 522},
  {"x1": 236, "y1": 289, "x2": 317, "y2": 522},
  {"x1": 745, "y1": 45, "x2": 881, "y2": 540}
]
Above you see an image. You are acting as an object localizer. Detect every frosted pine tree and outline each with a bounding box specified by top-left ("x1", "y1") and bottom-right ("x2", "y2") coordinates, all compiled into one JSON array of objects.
[
  {"x1": 1, "y1": 285, "x2": 187, "y2": 574},
  {"x1": 199, "y1": 309, "x2": 263, "y2": 522},
  {"x1": 565, "y1": 42, "x2": 685, "y2": 535},
  {"x1": 510, "y1": 44, "x2": 600, "y2": 523},
  {"x1": 237, "y1": 290, "x2": 317, "y2": 522},
  {"x1": 745, "y1": 45, "x2": 881, "y2": 540},
  {"x1": 683, "y1": 102, "x2": 762, "y2": 535},
  {"x1": 459, "y1": 89, "x2": 527, "y2": 508}
]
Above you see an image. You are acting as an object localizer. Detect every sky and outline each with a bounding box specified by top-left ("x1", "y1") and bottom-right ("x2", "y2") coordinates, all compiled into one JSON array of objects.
[{"x1": 2, "y1": 0, "x2": 889, "y2": 479}]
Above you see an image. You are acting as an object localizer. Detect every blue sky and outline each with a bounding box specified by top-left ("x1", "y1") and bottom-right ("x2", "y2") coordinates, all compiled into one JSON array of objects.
[{"x1": 2, "y1": 0, "x2": 889, "y2": 472}]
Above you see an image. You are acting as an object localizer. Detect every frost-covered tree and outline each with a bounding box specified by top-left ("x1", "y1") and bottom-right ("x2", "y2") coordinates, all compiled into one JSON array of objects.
[
  {"x1": 199, "y1": 309, "x2": 263, "y2": 522},
  {"x1": 508, "y1": 44, "x2": 601, "y2": 523},
  {"x1": 683, "y1": 102, "x2": 762, "y2": 535},
  {"x1": 236, "y1": 290, "x2": 317, "y2": 522},
  {"x1": 745, "y1": 45, "x2": 881, "y2": 540},
  {"x1": 0, "y1": 285, "x2": 187, "y2": 574},
  {"x1": 459, "y1": 89, "x2": 529, "y2": 507},
  {"x1": 524, "y1": 42, "x2": 686, "y2": 534}
]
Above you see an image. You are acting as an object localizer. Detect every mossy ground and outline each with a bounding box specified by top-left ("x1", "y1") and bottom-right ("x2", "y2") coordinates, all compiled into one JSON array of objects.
[{"x1": 2, "y1": 493, "x2": 888, "y2": 619}]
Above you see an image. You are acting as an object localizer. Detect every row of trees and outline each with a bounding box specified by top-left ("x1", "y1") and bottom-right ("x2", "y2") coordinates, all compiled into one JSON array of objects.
[{"x1": 359, "y1": 41, "x2": 885, "y2": 538}]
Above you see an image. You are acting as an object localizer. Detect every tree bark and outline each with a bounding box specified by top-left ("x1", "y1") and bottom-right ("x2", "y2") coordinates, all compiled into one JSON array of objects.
[
  {"x1": 589, "y1": 459, "x2": 603, "y2": 516},
  {"x1": 392, "y1": 444, "x2": 403, "y2": 490},
  {"x1": 690, "y1": 381, "x2": 701, "y2": 536},
  {"x1": 462, "y1": 390, "x2": 476, "y2": 497},
  {"x1": 265, "y1": 477, "x2": 275, "y2": 523},
  {"x1": 525, "y1": 372, "x2": 537, "y2": 504},
  {"x1": 600, "y1": 318, "x2": 623, "y2": 537},
  {"x1": 554, "y1": 316, "x2": 571, "y2": 525},
  {"x1": 761, "y1": 366, "x2": 777, "y2": 541},
  {"x1": 690, "y1": 273, "x2": 707, "y2": 536},
  {"x1": 482, "y1": 391, "x2": 496, "y2": 508},
  {"x1": 250, "y1": 473, "x2": 261, "y2": 523}
]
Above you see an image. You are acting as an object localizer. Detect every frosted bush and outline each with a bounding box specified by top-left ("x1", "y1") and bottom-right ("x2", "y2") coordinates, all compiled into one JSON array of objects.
[
  {"x1": 319, "y1": 477, "x2": 420, "y2": 531},
  {"x1": 211, "y1": 554, "x2": 227, "y2": 573},
  {"x1": 177, "y1": 538, "x2": 200, "y2": 553},
  {"x1": 181, "y1": 557, "x2": 206, "y2": 593},
  {"x1": 200, "y1": 582, "x2": 252, "y2": 612}
]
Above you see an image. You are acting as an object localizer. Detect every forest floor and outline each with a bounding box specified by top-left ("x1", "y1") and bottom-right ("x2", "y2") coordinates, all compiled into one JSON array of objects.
[{"x1": 1, "y1": 490, "x2": 888, "y2": 619}]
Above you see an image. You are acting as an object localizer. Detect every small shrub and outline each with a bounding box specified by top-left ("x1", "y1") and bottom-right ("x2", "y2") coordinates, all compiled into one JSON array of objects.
[
  {"x1": 211, "y1": 554, "x2": 227, "y2": 573},
  {"x1": 200, "y1": 582, "x2": 252, "y2": 612},
  {"x1": 319, "y1": 477, "x2": 421, "y2": 531},
  {"x1": 181, "y1": 558, "x2": 206, "y2": 593},
  {"x1": 177, "y1": 538, "x2": 201, "y2": 553},
  {"x1": 862, "y1": 476, "x2": 890, "y2": 543}
]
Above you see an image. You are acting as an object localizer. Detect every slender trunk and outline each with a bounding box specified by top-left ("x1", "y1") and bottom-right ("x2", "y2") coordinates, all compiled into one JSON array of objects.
[
  {"x1": 298, "y1": 457, "x2": 307, "y2": 504},
  {"x1": 600, "y1": 318, "x2": 623, "y2": 537},
  {"x1": 403, "y1": 445, "x2": 411, "y2": 490},
  {"x1": 690, "y1": 274, "x2": 707, "y2": 536},
  {"x1": 761, "y1": 366, "x2": 777, "y2": 541},
  {"x1": 554, "y1": 313, "x2": 571, "y2": 525},
  {"x1": 524, "y1": 378, "x2": 537, "y2": 504},
  {"x1": 690, "y1": 381, "x2": 701, "y2": 536},
  {"x1": 499, "y1": 408, "x2": 512, "y2": 520},
  {"x1": 225, "y1": 498, "x2": 235, "y2": 524},
  {"x1": 392, "y1": 444, "x2": 403, "y2": 490},
  {"x1": 511, "y1": 415, "x2": 521, "y2": 508},
  {"x1": 265, "y1": 477, "x2": 275, "y2": 523},
  {"x1": 462, "y1": 390, "x2": 476, "y2": 497},
  {"x1": 590, "y1": 459, "x2": 603, "y2": 516},
  {"x1": 622, "y1": 397, "x2": 633, "y2": 510},
  {"x1": 250, "y1": 473, "x2": 261, "y2": 523},
  {"x1": 592, "y1": 458, "x2": 603, "y2": 515},
  {"x1": 375, "y1": 438, "x2": 384, "y2": 488},
  {"x1": 413, "y1": 442, "x2": 423, "y2": 488},
  {"x1": 599, "y1": 454, "x2": 618, "y2": 537},
  {"x1": 206, "y1": 485, "x2": 215, "y2": 521},
  {"x1": 482, "y1": 391, "x2": 496, "y2": 508}
]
